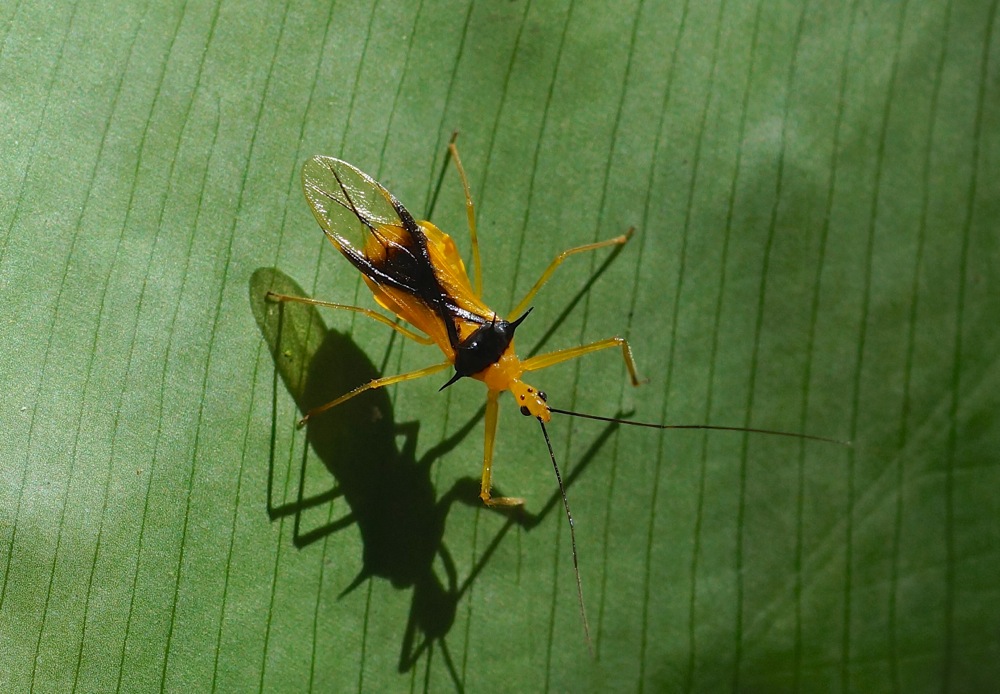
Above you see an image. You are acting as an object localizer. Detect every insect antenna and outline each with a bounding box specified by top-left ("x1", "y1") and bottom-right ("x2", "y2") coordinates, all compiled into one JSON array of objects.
[
  {"x1": 537, "y1": 419, "x2": 594, "y2": 657},
  {"x1": 548, "y1": 408, "x2": 851, "y2": 446}
]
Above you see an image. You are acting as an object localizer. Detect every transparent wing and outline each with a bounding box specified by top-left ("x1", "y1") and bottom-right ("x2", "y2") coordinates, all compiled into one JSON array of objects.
[
  {"x1": 301, "y1": 155, "x2": 406, "y2": 256},
  {"x1": 300, "y1": 154, "x2": 493, "y2": 355}
]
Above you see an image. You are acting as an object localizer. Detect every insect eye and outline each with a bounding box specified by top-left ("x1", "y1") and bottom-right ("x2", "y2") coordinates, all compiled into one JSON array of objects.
[
  {"x1": 538, "y1": 391, "x2": 547, "y2": 402},
  {"x1": 520, "y1": 406, "x2": 531, "y2": 417}
]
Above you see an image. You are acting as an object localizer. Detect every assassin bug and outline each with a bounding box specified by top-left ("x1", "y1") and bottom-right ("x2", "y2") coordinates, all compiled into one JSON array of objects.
[{"x1": 268, "y1": 137, "x2": 845, "y2": 648}]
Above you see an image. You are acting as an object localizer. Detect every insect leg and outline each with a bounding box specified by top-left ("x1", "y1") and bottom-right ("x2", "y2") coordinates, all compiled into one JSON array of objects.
[
  {"x1": 266, "y1": 291, "x2": 434, "y2": 345},
  {"x1": 299, "y1": 361, "x2": 451, "y2": 426},
  {"x1": 479, "y1": 389, "x2": 525, "y2": 507},
  {"x1": 508, "y1": 228, "x2": 634, "y2": 320},
  {"x1": 521, "y1": 337, "x2": 644, "y2": 386},
  {"x1": 446, "y1": 135, "x2": 483, "y2": 298}
]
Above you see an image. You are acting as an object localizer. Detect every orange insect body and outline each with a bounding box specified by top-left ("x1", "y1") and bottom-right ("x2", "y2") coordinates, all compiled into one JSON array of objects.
[
  {"x1": 270, "y1": 141, "x2": 845, "y2": 648},
  {"x1": 294, "y1": 150, "x2": 636, "y2": 510},
  {"x1": 358, "y1": 217, "x2": 546, "y2": 419}
]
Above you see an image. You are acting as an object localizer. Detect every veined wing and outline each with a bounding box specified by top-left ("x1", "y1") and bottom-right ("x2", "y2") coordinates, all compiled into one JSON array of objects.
[
  {"x1": 301, "y1": 156, "x2": 411, "y2": 267},
  {"x1": 301, "y1": 155, "x2": 493, "y2": 356}
]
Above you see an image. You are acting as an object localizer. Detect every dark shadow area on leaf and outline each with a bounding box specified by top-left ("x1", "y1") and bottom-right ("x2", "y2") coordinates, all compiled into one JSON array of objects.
[{"x1": 249, "y1": 267, "x2": 621, "y2": 689}]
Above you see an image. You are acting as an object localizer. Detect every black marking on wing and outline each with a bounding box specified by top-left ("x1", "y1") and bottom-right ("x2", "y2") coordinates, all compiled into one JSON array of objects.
[
  {"x1": 308, "y1": 156, "x2": 533, "y2": 384},
  {"x1": 326, "y1": 164, "x2": 483, "y2": 352}
]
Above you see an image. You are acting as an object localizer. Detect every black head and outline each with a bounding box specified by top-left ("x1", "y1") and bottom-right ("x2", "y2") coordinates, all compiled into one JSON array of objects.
[{"x1": 439, "y1": 309, "x2": 532, "y2": 390}]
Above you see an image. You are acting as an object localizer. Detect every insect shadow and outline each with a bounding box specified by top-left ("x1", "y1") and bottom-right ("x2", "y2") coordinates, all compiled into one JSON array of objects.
[{"x1": 250, "y1": 267, "x2": 620, "y2": 685}]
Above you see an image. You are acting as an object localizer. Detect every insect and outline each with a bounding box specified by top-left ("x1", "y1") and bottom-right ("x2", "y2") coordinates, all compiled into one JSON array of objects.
[{"x1": 268, "y1": 136, "x2": 846, "y2": 648}]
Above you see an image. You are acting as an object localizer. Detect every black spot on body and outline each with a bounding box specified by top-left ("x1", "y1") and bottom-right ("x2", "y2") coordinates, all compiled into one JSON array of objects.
[
  {"x1": 453, "y1": 318, "x2": 516, "y2": 378},
  {"x1": 439, "y1": 309, "x2": 533, "y2": 391}
]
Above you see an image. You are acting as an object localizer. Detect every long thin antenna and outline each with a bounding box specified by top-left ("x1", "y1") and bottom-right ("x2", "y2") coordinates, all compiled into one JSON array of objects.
[
  {"x1": 538, "y1": 419, "x2": 593, "y2": 656},
  {"x1": 549, "y1": 408, "x2": 851, "y2": 446}
]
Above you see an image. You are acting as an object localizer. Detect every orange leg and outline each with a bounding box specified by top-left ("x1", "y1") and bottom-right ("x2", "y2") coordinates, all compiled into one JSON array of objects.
[
  {"x1": 479, "y1": 389, "x2": 525, "y2": 507},
  {"x1": 446, "y1": 134, "x2": 483, "y2": 298},
  {"x1": 298, "y1": 361, "x2": 451, "y2": 427},
  {"x1": 522, "y1": 336, "x2": 644, "y2": 386},
  {"x1": 267, "y1": 291, "x2": 434, "y2": 345},
  {"x1": 508, "y1": 228, "x2": 633, "y2": 320}
]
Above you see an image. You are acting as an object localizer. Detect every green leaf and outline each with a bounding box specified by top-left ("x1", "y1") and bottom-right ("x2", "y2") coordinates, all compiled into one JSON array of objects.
[{"x1": 3, "y1": 0, "x2": 998, "y2": 691}]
